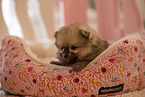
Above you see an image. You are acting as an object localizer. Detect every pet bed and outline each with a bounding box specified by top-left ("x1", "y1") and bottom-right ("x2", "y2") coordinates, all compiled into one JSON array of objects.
[{"x1": 0, "y1": 36, "x2": 145, "y2": 97}]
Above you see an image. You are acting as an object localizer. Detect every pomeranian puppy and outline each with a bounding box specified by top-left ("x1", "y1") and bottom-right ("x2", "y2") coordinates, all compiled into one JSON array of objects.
[{"x1": 51, "y1": 23, "x2": 109, "y2": 72}]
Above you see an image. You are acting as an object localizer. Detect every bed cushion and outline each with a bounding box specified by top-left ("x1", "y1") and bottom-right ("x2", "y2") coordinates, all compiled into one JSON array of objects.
[{"x1": 0, "y1": 36, "x2": 145, "y2": 96}]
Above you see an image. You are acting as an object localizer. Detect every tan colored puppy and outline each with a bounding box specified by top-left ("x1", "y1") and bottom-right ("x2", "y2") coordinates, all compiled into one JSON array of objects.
[{"x1": 52, "y1": 23, "x2": 109, "y2": 72}]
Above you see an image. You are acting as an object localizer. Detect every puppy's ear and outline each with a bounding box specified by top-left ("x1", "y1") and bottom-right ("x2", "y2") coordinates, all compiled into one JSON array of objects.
[
  {"x1": 79, "y1": 29, "x2": 90, "y2": 39},
  {"x1": 54, "y1": 31, "x2": 59, "y2": 38}
]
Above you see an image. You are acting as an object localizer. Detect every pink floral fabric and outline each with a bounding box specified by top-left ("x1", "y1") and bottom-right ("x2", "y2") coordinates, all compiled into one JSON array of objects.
[{"x1": 0, "y1": 36, "x2": 145, "y2": 97}]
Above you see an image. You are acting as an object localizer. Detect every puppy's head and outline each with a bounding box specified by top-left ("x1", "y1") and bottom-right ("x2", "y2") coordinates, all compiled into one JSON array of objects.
[{"x1": 55, "y1": 23, "x2": 99, "y2": 65}]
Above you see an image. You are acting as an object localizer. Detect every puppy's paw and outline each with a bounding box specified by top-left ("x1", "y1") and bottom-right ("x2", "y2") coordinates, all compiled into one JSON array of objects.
[
  {"x1": 50, "y1": 61, "x2": 61, "y2": 65},
  {"x1": 72, "y1": 64, "x2": 82, "y2": 72},
  {"x1": 72, "y1": 61, "x2": 90, "y2": 72}
]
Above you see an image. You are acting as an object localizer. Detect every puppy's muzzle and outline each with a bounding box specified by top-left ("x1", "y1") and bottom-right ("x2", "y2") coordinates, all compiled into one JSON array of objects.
[
  {"x1": 62, "y1": 48, "x2": 69, "y2": 59},
  {"x1": 62, "y1": 48, "x2": 78, "y2": 63},
  {"x1": 63, "y1": 54, "x2": 68, "y2": 59}
]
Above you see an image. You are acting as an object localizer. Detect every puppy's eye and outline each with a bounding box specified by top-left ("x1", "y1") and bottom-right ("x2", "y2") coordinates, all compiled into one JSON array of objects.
[
  {"x1": 71, "y1": 46, "x2": 78, "y2": 50},
  {"x1": 60, "y1": 47, "x2": 64, "y2": 51}
]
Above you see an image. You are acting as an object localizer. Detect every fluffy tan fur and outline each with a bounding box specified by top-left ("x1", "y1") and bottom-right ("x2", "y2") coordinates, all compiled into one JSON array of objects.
[{"x1": 53, "y1": 23, "x2": 109, "y2": 72}]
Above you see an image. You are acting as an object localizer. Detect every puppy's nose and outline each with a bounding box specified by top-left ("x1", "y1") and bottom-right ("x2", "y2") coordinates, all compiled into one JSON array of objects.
[{"x1": 63, "y1": 54, "x2": 68, "y2": 59}]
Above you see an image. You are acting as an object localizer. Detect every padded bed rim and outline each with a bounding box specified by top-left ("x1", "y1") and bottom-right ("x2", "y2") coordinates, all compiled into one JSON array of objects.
[{"x1": 2, "y1": 35, "x2": 142, "y2": 70}]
